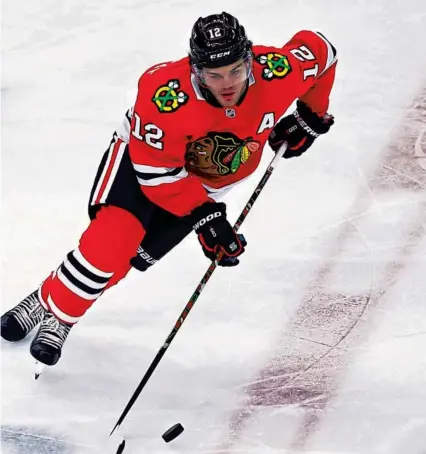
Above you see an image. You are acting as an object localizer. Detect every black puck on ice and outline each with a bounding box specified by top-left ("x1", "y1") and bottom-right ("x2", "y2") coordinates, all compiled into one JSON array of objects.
[{"x1": 162, "y1": 423, "x2": 184, "y2": 442}]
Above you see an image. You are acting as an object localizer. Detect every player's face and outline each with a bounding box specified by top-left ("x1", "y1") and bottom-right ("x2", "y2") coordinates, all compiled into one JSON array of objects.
[{"x1": 201, "y1": 57, "x2": 252, "y2": 107}]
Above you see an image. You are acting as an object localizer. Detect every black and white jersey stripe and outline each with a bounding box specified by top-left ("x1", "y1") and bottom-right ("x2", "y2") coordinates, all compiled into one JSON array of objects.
[
  {"x1": 111, "y1": 106, "x2": 133, "y2": 144},
  {"x1": 57, "y1": 248, "x2": 113, "y2": 300},
  {"x1": 125, "y1": 107, "x2": 133, "y2": 123},
  {"x1": 314, "y1": 31, "x2": 337, "y2": 75},
  {"x1": 132, "y1": 163, "x2": 188, "y2": 187}
]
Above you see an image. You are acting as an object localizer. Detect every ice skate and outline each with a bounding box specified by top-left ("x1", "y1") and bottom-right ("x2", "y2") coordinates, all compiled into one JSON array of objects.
[
  {"x1": 1, "y1": 290, "x2": 46, "y2": 342},
  {"x1": 30, "y1": 312, "x2": 73, "y2": 366}
]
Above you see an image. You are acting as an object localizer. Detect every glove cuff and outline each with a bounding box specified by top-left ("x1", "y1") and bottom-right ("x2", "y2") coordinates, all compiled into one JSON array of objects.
[
  {"x1": 191, "y1": 202, "x2": 226, "y2": 232},
  {"x1": 295, "y1": 101, "x2": 334, "y2": 136}
]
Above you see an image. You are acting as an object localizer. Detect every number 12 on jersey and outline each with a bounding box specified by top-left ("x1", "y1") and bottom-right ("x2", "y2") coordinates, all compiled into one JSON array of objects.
[
  {"x1": 290, "y1": 45, "x2": 319, "y2": 80},
  {"x1": 131, "y1": 113, "x2": 164, "y2": 150}
]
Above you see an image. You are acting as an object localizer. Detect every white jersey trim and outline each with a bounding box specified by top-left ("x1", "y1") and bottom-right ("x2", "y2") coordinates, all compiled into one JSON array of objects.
[
  {"x1": 202, "y1": 175, "x2": 251, "y2": 201},
  {"x1": 115, "y1": 106, "x2": 133, "y2": 143},
  {"x1": 133, "y1": 164, "x2": 180, "y2": 174},
  {"x1": 314, "y1": 31, "x2": 337, "y2": 75},
  {"x1": 136, "y1": 168, "x2": 189, "y2": 187},
  {"x1": 91, "y1": 140, "x2": 115, "y2": 205},
  {"x1": 99, "y1": 141, "x2": 126, "y2": 204}
]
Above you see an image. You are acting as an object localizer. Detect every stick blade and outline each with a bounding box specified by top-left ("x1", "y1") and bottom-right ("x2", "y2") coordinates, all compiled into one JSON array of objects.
[
  {"x1": 107, "y1": 427, "x2": 126, "y2": 454},
  {"x1": 115, "y1": 439, "x2": 126, "y2": 453}
]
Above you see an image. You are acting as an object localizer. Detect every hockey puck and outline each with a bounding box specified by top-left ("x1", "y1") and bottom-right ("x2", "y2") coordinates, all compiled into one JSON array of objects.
[{"x1": 162, "y1": 423, "x2": 184, "y2": 442}]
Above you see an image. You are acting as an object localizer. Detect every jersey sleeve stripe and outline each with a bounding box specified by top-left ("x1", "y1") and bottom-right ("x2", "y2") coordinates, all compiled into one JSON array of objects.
[
  {"x1": 314, "y1": 31, "x2": 337, "y2": 75},
  {"x1": 202, "y1": 176, "x2": 250, "y2": 198},
  {"x1": 99, "y1": 141, "x2": 127, "y2": 204},
  {"x1": 114, "y1": 107, "x2": 133, "y2": 143},
  {"x1": 125, "y1": 107, "x2": 133, "y2": 122},
  {"x1": 91, "y1": 138, "x2": 126, "y2": 205}
]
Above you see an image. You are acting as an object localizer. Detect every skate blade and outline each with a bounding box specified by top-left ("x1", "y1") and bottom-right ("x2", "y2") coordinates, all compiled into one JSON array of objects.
[{"x1": 34, "y1": 361, "x2": 45, "y2": 380}]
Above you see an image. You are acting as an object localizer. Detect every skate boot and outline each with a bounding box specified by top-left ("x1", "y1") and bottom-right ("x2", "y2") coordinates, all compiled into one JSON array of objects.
[
  {"x1": 30, "y1": 312, "x2": 73, "y2": 366},
  {"x1": 1, "y1": 290, "x2": 46, "y2": 342}
]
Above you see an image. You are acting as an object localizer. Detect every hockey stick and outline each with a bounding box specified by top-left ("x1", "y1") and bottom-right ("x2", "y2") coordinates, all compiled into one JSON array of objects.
[{"x1": 110, "y1": 143, "x2": 287, "y2": 447}]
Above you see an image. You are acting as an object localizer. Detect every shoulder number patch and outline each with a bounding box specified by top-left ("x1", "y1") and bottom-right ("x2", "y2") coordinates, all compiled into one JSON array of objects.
[
  {"x1": 256, "y1": 53, "x2": 292, "y2": 80},
  {"x1": 152, "y1": 80, "x2": 189, "y2": 113}
]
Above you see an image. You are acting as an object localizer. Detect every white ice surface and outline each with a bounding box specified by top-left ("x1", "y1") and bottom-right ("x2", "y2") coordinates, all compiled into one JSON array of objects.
[{"x1": 1, "y1": 1, "x2": 426, "y2": 453}]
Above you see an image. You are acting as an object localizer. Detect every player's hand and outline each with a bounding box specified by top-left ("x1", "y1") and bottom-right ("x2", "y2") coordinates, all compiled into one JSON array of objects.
[
  {"x1": 192, "y1": 202, "x2": 246, "y2": 266},
  {"x1": 198, "y1": 233, "x2": 247, "y2": 266},
  {"x1": 268, "y1": 101, "x2": 334, "y2": 158},
  {"x1": 130, "y1": 245, "x2": 158, "y2": 272}
]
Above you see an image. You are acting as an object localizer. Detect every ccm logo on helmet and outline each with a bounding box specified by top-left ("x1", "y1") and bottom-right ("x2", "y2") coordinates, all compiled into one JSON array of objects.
[
  {"x1": 194, "y1": 211, "x2": 222, "y2": 230},
  {"x1": 210, "y1": 51, "x2": 231, "y2": 60}
]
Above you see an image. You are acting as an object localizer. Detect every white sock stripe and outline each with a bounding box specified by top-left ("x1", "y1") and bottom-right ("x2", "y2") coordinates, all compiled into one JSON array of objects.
[
  {"x1": 100, "y1": 141, "x2": 127, "y2": 204},
  {"x1": 37, "y1": 286, "x2": 49, "y2": 310},
  {"x1": 47, "y1": 295, "x2": 81, "y2": 324},
  {"x1": 73, "y1": 248, "x2": 113, "y2": 279},
  {"x1": 63, "y1": 259, "x2": 109, "y2": 290},
  {"x1": 57, "y1": 269, "x2": 103, "y2": 301}
]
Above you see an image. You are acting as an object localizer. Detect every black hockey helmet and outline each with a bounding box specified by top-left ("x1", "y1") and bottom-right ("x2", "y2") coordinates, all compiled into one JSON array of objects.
[{"x1": 189, "y1": 12, "x2": 252, "y2": 69}]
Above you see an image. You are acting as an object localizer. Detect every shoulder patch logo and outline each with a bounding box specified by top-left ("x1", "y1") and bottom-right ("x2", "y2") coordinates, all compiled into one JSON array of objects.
[
  {"x1": 256, "y1": 53, "x2": 292, "y2": 80},
  {"x1": 152, "y1": 80, "x2": 189, "y2": 113}
]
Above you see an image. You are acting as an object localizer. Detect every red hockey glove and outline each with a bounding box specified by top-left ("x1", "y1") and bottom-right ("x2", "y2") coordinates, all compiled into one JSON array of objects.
[
  {"x1": 191, "y1": 202, "x2": 246, "y2": 266},
  {"x1": 268, "y1": 101, "x2": 334, "y2": 158}
]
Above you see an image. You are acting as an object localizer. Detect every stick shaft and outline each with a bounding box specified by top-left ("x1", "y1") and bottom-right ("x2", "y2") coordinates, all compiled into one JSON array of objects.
[{"x1": 110, "y1": 145, "x2": 286, "y2": 436}]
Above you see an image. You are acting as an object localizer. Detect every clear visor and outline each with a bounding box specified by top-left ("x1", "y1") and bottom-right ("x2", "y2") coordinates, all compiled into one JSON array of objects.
[{"x1": 192, "y1": 54, "x2": 253, "y2": 89}]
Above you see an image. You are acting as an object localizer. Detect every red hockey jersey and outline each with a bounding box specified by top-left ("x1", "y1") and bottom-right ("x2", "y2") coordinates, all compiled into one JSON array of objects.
[{"x1": 126, "y1": 30, "x2": 337, "y2": 216}]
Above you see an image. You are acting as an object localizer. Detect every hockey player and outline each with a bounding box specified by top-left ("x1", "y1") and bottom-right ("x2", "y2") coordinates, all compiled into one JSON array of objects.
[{"x1": 1, "y1": 12, "x2": 337, "y2": 366}]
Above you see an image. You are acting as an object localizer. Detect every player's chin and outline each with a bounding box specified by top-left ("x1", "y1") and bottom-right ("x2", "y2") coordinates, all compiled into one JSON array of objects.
[{"x1": 218, "y1": 94, "x2": 238, "y2": 107}]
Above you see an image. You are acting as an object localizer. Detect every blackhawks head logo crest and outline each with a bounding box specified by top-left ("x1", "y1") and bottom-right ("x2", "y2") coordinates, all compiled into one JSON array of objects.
[
  {"x1": 185, "y1": 132, "x2": 260, "y2": 178},
  {"x1": 256, "y1": 53, "x2": 292, "y2": 80},
  {"x1": 152, "y1": 80, "x2": 188, "y2": 113}
]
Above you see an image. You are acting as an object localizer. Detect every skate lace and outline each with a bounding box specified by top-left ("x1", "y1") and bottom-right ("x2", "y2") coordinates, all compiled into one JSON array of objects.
[
  {"x1": 10, "y1": 292, "x2": 45, "y2": 332},
  {"x1": 37, "y1": 314, "x2": 71, "y2": 349}
]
